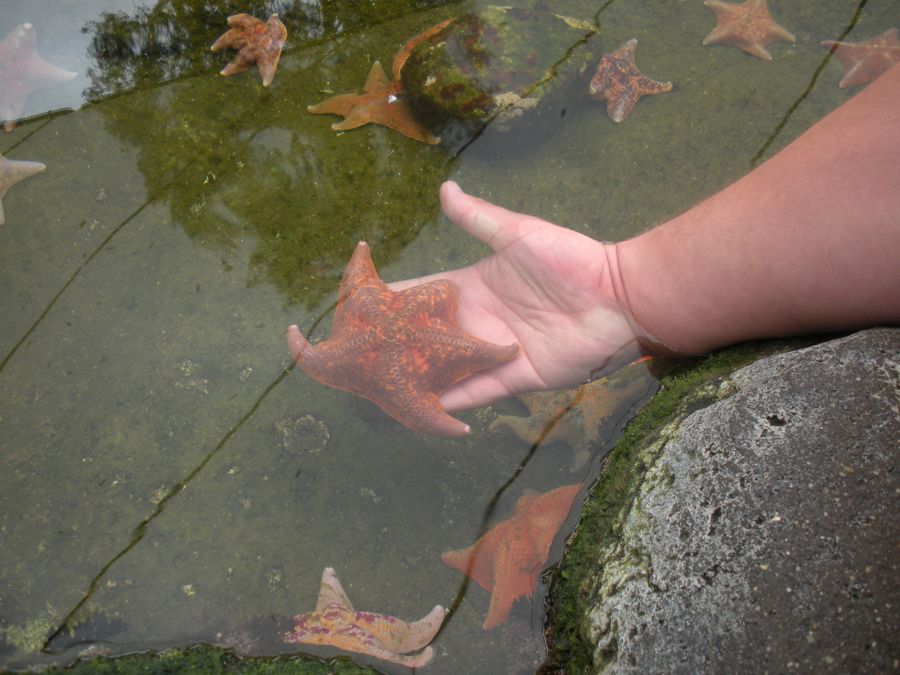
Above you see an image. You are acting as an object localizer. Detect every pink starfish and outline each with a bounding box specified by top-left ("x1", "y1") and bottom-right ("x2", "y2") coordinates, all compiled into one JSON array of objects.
[
  {"x1": 821, "y1": 28, "x2": 900, "y2": 88},
  {"x1": 702, "y1": 0, "x2": 796, "y2": 61},
  {"x1": 0, "y1": 23, "x2": 76, "y2": 132}
]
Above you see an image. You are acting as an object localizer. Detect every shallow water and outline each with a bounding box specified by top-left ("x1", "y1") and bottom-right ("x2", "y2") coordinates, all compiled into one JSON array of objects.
[{"x1": 0, "y1": 0, "x2": 893, "y2": 671}]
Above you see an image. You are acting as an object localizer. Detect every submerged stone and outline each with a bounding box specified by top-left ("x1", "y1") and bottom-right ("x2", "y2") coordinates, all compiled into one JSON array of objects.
[{"x1": 400, "y1": 6, "x2": 599, "y2": 140}]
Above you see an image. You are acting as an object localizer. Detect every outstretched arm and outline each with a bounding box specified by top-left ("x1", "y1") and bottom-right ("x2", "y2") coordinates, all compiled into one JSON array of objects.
[
  {"x1": 400, "y1": 64, "x2": 900, "y2": 411},
  {"x1": 612, "y1": 62, "x2": 900, "y2": 355}
]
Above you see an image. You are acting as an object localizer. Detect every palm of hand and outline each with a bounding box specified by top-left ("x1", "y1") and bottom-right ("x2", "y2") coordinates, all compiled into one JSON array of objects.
[{"x1": 396, "y1": 183, "x2": 640, "y2": 411}]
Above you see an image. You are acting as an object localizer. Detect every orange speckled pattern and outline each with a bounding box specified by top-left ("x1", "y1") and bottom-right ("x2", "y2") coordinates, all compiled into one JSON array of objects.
[
  {"x1": 287, "y1": 241, "x2": 519, "y2": 436},
  {"x1": 589, "y1": 39, "x2": 672, "y2": 123},
  {"x1": 285, "y1": 567, "x2": 445, "y2": 668}
]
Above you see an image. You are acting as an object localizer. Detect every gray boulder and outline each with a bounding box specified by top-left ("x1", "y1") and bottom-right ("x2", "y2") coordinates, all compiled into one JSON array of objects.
[{"x1": 584, "y1": 328, "x2": 899, "y2": 673}]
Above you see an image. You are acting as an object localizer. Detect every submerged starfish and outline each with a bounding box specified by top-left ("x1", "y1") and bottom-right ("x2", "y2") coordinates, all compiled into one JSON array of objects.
[
  {"x1": 702, "y1": 0, "x2": 795, "y2": 60},
  {"x1": 0, "y1": 23, "x2": 77, "y2": 132},
  {"x1": 308, "y1": 19, "x2": 452, "y2": 144},
  {"x1": 211, "y1": 13, "x2": 287, "y2": 87},
  {"x1": 285, "y1": 567, "x2": 445, "y2": 668},
  {"x1": 821, "y1": 28, "x2": 900, "y2": 88},
  {"x1": 0, "y1": 153, "x2": 46, "y2": 225},
  {"x1": 588, "y1": 39, "x2": 672, "y2": 123},
  {"x1": 490, "y1": 357, "x2": 657, "y2": 471},
  {"x1": 442, "y1": 484, "x2": 582, "y2": 630},
  {"x1": 287, "y1": 242, "x2": 518, "y2": 436}
]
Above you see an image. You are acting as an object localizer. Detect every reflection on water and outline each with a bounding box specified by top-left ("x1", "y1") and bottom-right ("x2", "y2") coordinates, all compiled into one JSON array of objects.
[
  {"x1": 0, "y1": 0, "x2": 893, "y2": 672},
  {"x1": 81, "y1": 0, "x2": 454, "y2": 102}
]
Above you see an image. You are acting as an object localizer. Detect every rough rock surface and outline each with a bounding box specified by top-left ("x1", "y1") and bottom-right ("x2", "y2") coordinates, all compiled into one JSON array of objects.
[{"x1": 585, "y1": 328, "x2": 899, "y2": 673}]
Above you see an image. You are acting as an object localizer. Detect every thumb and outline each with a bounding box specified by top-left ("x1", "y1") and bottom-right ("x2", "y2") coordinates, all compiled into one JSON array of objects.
[{"x1": 440, "y1": 181, "x2": 530, "y2": 253}]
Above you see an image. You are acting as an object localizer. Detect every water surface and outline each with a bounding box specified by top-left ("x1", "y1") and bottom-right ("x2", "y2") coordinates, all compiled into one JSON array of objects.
[{"x1": 0, "y1": 0, "x2": 892, "y2": 671}]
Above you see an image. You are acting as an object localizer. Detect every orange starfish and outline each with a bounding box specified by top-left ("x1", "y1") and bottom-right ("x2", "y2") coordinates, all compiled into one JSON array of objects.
[
  {"x1": 211, "y1": 13, "x2": 287, "y2": 87},
  {"x1": 0, "y1": 23, "x2": 77, "y2": 132},
  {"x1": 821, "y1": 28, "x2": 900, "y2": 88},
  {"x1": 285, "y1": 567, "x2": 445, "y2": 668},
  {"x1": 588, "y1": 39, "x2": 672, "y2": 123},
  {"x1": 0, "y1": 153, "x2": 46, "y2": 225},
  {"x1": 702, "y1": 0, "x2": 795, "y2": 60},
  {"x1": 307, "y1": 19, "x2": 452, "y2": 144},
  {"x1": 442, "y1": 484, "x2": 581, "y2": 630},
  {"x1": 286, "y1": 242, "x2": 519, "y2": 436},
  {"x1": 490, "y1": 357, "x2": 657, "y2": 471}
]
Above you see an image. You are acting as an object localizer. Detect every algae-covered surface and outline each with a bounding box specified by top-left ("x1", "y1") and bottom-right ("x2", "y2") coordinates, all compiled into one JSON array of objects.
[{"x1": 0, "y1": 0, "x2": 893, "y2": 672}]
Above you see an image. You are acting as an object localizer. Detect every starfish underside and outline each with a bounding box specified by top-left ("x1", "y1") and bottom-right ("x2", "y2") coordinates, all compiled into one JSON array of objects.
[
  {"x1": 441, "y1": 484, "x2": 581, "y2": 629},
  {"x1": 285, "y1": 567, "x2": 445, "y2": 667}
]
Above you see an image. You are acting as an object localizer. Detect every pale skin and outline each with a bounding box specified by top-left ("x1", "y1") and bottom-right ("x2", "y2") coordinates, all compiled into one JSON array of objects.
[{"x1": 395, "y1": 63, "x2": 900, "y2": 414}]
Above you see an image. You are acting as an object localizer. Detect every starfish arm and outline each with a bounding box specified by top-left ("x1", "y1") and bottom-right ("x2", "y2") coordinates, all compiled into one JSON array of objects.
[
  {"x1": 488, "y1": 414, "x2": 543, "y2": 444},
  {"x1": 637, "y1": 75, "x2": 674, "y2": 96},
  {"x1": 0, "y1": 157, "x2": 45, "y2": 225},
  {"x1": 365, "y1": 645, "x2": 435, "y2": 668},
  {"x1": 391, "y1": 18, "x2": 455, "y2": 80},
  {"x1": 226, "y1": 13, "x2": 258, "y2": 32},
  {"x1": 746, "y1": 43, "x2": 773, "y2": 60},
  {"x1": 771, "y1": 24, "x2": 797, "y2": 44},
  {"x1": 21, "y1": 59, "x2": 77, "y2": 87},
  {"x1": 363, "y1": 61, "x2": 390, "y2": 93},
  {"x1": 257, "y1": 53, "x2": 282, "y2": 87},
  {"x1": 483, "y1": 536, "x2": 534, "y2": 630},
  {"x1": 210, "y1": 29, "x2": 245, "y2": 51},
  {"x1": 308, "y1": 93, "x2": 366, "y2": 118},
  {"x1": 331, "y1": 107, "x2": 383, "y2": 132},
  {"x1": 441, "y1": 526, "x2": 506, "y2": 592},
  {"x1": 340, "y1": 242, "x2": 389, "y2": 295},
  {"x1": 607, "y1": 94, "x2": 639, "y2": 124},
  {"x1": 374, "y1": 103, "x2": 441, "y2": 144},
  {"x1": 287, "y1": 325, "x2": 368, "y2": 391},
  {"x1": 287, "y1": 325, "x2": 348, "y2": 382},
  {"x1": 408, "y1": 327, "x2": 519, "y2": 390},
  {"x1": 287, "y1": 616, "x2": 435, "y2": 667},
  {"x1": 369, "y1": 605, "x2": 445, "y2": 653},
  {"x1": 315, "y1": 567, "x2": 354, "y2": 612},
  {"x1": 378, "y1": 385, "x2": 471, "y2": 436},
  {"x1": 220, "y1": 54, "x2": 255, "y2": 77}
]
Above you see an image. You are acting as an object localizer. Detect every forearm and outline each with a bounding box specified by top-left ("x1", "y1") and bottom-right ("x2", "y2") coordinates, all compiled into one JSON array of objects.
[{"x1": 611, "y1": 64, "x2": 900, "y2": 355}]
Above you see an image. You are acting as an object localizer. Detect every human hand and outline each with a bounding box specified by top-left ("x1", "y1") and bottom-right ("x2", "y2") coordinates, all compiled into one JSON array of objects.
[{"x1": 393, "y1": 181, "x2": 643, "y2": 412}]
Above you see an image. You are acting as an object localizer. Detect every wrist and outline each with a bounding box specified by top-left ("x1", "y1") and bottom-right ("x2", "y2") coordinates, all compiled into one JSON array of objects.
[{"x1": 605, "y1": 238, "x2": 686, "y2": 357}]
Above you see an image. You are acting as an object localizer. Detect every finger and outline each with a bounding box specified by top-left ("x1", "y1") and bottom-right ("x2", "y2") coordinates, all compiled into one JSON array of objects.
[{"x1": 440, "y1": 181, "x2": 526, "y2": 252}]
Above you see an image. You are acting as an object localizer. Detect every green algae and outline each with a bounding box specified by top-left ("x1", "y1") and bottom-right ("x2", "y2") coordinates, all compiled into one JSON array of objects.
[
  {"x1": 50, "y1": 644, "x2": 381, "y2": 674},
  {"x1": 0, "y1": 606, "x2": 57, "y2": 657},
  {"x1": 401, "y1": 7, "x2": 599, "y2": 136}
]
